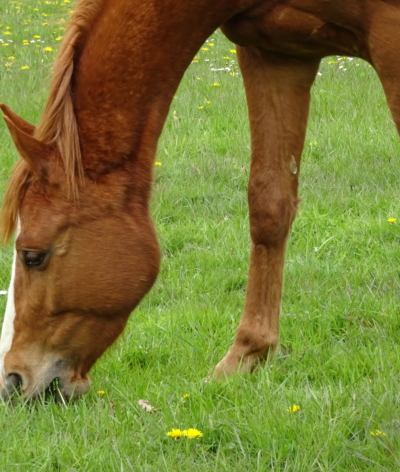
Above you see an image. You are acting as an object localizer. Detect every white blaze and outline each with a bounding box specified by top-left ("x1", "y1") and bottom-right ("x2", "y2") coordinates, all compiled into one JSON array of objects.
[{"x1": 0, "y1": 223, "x2": 19, "y2": 384}]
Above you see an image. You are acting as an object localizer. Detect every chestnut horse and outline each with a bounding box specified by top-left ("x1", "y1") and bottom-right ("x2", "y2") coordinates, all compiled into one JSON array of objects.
[{"x1": 1, "y1": 0, "x2": 399, "y2": 400}]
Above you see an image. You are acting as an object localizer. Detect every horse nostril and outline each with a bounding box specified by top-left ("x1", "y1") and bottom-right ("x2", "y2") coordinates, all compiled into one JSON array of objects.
[{"x1": 5, "y1": 373, "x2": 23, "y2": 394}]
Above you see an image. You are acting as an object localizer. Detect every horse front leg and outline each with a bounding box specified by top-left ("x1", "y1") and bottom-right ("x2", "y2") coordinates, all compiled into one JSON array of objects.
[
  {"x1": 213, "y1": 47, "x2": 320, "y2": 379},
  {"x1": 367, "y1": 4, "x2": 400, "y2": 135}
]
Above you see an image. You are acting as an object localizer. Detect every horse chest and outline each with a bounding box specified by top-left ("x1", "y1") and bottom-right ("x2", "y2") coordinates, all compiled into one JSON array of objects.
[{"x1": 223, "y1": 0, "x2": 368, "y2": 59}]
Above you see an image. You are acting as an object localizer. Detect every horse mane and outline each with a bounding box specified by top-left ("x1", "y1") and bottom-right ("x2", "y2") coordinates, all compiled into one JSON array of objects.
[{"x1": 0, "y1": 0, "x2": 105, "y2": 244}]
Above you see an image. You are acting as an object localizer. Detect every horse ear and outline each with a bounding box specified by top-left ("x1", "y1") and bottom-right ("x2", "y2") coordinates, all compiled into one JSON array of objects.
[
  {"x1": 3, "y1": 115, "x2": 50, "y2": 175},
  {"x1": 0, "y1": 104, "x2": 36, "y2": 135}
]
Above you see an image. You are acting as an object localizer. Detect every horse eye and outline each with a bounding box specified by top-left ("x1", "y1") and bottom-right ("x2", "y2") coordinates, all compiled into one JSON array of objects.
[{"x1": 22, "y1": 251, "x2": 47, "y2": 267}]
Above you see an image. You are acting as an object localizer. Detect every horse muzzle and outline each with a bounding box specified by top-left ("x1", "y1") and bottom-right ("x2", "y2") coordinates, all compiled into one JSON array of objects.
[{"x1": 1, "y1": 361, "x2": 91, "y2": 402}]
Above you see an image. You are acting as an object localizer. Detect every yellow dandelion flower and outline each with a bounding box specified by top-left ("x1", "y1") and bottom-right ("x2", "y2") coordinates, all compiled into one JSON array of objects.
[
  {"x1": 44, "y1": 47, "x2": 53, "y2": 51},
  {"x1": 21, "y1": 66, "x2": 29, "y2": 69},
  {"x1": 387, "y1": 218, "x2": 396, "y2": 224},
  {"x1": 42, "y1": 13, "x2": 48, "y2": 17},
  {"x1": 206, "y1": 101, "x2": 211, "y2": 104},
  {"x1": 183, "y1": 428, "x2": 203, "y2": 439},
  {"x1": 1, "y1": 44, "x2": 9, "y2": 47},
  {"x1": 286, "y1": 405, "x2": 300, "y2": 413},
  {"x1": 33, "y1": 35, "x2": 40, "y2": 39},
  {"x1": 33, "y1": 8, "x2": 39, "y2": 11},
  {"x1": 196, "y1": 77, "x2": 201, "y2": 80},
  {"x1": 230, "y1": 72, "x2": 235, "y2": 76},
  {"x1": 42, "y1": 23, "x2": 49, "y2": 26},
  {"x1": 223, "y1": 56, "x2": 230, "y2": 60},
  {"x1": 55, "y1": 37, "x2": 63, "y2": 41},
  {"x1": 201, "y1": 47, "x2": 209, "y2": 51},
  {"x1": 154, "y1": 162, "x2": 162, "y2": 166},
  {"x1": 167, "y1": 428, "x2": 203, "y2": 439},
  {"x1": 182, "y1": 394, "x2": 190, "y2": 399},
  {"x1": 191, "y1": 60, "x2": 198, "y2": 63},
  {"x1": 167, "y1": 428, "x2": 184, "y2": 439},
  {"x1": 97, "y1": 390, "x2": 105, "y2": 396},
  {"x1": 230, "y1": 49, "x2": 237, "y2": 53},
  {"x1": 208, "y1": 43, "x2": 214, "y2": 46},
  {"x1": 370, "y1": 429, "x2": 386, "y2": 437},
  {"x1": 211, "y1": 83, "x2": 220, "y2": 87},
  {"x1": 198, "y1": 106, "x2": 205, "y2": 109},
  {"x1": 4, "y1": 32, "x2": 12, "y2": 35},
  {"x1": 8, "y1": 56, "x2": 15, "y2": 60}
]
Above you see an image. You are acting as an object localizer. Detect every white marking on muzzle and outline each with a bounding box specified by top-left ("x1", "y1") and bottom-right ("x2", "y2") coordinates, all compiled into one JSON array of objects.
[{"x1": 0, "y1": 222, "x2": 19, "y2": 384}]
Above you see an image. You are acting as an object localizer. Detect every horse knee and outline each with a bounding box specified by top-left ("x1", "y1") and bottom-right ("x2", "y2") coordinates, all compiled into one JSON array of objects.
[{"x1": 249, "y1": 195, "x2": 299, "y2": 246}]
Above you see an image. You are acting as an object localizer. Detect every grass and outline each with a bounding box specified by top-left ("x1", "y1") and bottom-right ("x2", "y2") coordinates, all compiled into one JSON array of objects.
[{"x1": 1, "y1": 1, "x2": 400, "y2": 471}]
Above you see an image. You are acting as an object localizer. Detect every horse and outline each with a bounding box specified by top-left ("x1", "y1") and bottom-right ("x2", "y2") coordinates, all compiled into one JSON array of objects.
[{"x1": 0, "y1": 0, "x2": 399, "y2": 400}]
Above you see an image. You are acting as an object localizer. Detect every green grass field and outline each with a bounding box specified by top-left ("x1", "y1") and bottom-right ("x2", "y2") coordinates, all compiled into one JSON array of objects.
[{"x1": 1, "y1": 1, "x2": 400, "y2": 471}]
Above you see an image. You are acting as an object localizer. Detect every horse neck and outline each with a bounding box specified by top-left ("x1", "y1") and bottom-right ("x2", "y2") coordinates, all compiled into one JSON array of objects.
[{"x1": 72, "y1": 0, "x2": 244, "y2": 201}]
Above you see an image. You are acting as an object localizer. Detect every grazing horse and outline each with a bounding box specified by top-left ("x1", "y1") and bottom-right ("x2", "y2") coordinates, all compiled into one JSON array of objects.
[{"x1": 0, "y1": 0, "x2": 399, "y2": 400}]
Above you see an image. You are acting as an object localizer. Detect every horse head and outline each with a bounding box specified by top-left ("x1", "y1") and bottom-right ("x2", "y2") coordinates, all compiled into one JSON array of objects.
[{"x1": 0, "y1": 106, "x2": 160, "y2": 400}]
